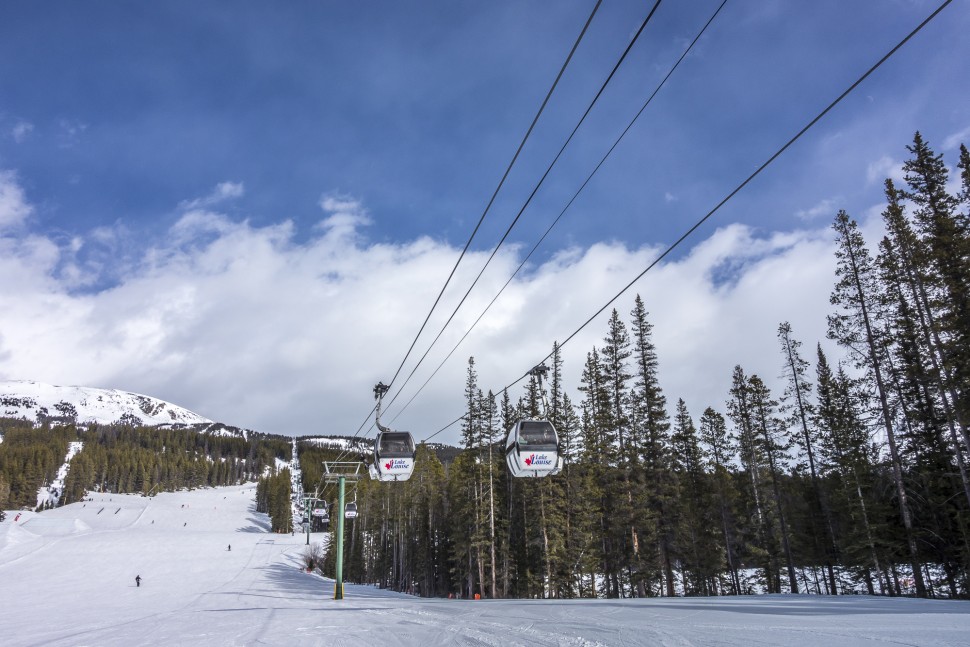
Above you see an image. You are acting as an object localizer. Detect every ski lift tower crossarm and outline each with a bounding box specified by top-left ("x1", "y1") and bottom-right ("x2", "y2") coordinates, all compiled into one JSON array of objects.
[{"x1": 321, "y1": 461, "x2": 365, "y2": 600}]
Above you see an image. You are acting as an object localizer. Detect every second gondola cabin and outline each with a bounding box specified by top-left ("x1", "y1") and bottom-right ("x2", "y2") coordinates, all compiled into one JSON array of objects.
[
  {"x1": 369, "y1": 431, "x2": 416, "y2": 482},
  {"x1": 505, "y1": 419, "x2": 563, "y2": 478}
]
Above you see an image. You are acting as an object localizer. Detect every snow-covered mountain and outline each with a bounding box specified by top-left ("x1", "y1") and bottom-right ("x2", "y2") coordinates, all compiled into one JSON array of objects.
[{"x1": 0, "y1": 380, "x2": 212, "y2": 427}]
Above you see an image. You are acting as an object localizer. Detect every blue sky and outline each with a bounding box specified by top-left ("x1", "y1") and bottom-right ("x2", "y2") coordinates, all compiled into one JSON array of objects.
[{"x1": 1, "y1": 1, "x2": 968, "y2": 440}]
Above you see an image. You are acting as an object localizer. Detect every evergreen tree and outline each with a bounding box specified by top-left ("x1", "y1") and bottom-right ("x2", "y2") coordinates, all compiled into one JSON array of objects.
[
  {"x1": 778, "y1": 322, "x2": 838, "y2": 593},
  {"x1": 879, "y1": 180, "x2": 970, "y2": 511},
  {"x1": 670, "y1": 399, "x2": 720, "y2": 595},
  {"x1": 902, "y1": 134, "x2": 970, "y2": 451},
  {"x1": 815, "y1": 348, "x2": 891, "y2": 594},
  {"x1": 727, "y1": 366, "x2": 778, "y2": 593},
  {"x1": 698, "y1": 406, "x2": 743, "y2": 594},
  {"x1": 629, "y1": 295, "x2": 674, "y2": 596},
  {"x1": 748, "y1": 375, "x2": 799, "y2": 593},
  {"x1": 829, "y1": 210, "x2": 926, "y2": 596}
]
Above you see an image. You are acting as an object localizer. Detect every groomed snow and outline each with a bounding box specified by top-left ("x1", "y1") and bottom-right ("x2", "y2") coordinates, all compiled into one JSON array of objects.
[{"x1": 2, "y1": 486, "x2": 968, "y2": 646}]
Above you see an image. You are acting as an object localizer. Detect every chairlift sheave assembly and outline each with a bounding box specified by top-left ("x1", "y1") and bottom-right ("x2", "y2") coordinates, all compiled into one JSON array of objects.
[
  {"x1": 505, "y1": 364, "x2": 564, "y2": 478},
  {"x1": 368, "y1": 382, "x2": 416, "y2": 482}
]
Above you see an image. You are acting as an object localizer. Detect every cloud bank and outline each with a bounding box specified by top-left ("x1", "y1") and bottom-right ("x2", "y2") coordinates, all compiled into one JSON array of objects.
[{"x1": 0, "y1": 174, "x2": 849, "y2": 444}]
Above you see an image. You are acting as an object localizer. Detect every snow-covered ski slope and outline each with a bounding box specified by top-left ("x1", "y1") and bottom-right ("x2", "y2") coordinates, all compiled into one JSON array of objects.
[{"x1": 2, "y1": 487, "x2": 969, "y2": 647}]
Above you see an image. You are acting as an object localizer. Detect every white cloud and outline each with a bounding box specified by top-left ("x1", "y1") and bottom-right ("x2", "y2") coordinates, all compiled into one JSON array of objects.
[
  {"x1": 664, "y1": 192, "x2": 677, "y2": 203},
  {"x1": 794, "y1": 197, "x2": 839, "y2": 222},
  {"x1": 0, "y1": 187, "x2": 849, "y2": 446},
  {"x1": 171, "y1": 209, "x2": 236, "y2": 242},
  {"x1": 0, "y1": 170, "x2": 33, "y2": 231},
  {"x1": 866, "y1": 155, "x2": 904, "y2": 186},
  {"x1": 315, "y1": 194, "x2": 372, "y2": 245},
  {"x1": 943, "y1": 126, "x2": 970, "y2": 151},
  {"x1": 11, "y1": 121, "x2": 33, "y2": 143},
  {"x1": 178, "y1": 181, "x2": 245, "y2": 211}
]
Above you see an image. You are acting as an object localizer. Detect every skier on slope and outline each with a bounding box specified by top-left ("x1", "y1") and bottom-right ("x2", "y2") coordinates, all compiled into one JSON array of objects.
[{"x1": 135, "y1": 575, "x2": 141, "y2": 587}]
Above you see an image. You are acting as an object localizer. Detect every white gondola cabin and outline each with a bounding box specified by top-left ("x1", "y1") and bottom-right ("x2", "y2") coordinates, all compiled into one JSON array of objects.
[
  {"x1": 505, "y1": 419, "x2": 563, "y2": 478},
  {"x1": 344, "y1": 502, "x2": 358, "y2": 519},
  {"x1": 368, "y1": 431, "x2": 416, "y2": 482}
]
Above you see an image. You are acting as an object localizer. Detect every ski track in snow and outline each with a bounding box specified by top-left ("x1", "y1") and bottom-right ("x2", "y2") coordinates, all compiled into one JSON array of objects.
[{"x1": 2, "y1": 485, "x2": 970, "y2": 646}]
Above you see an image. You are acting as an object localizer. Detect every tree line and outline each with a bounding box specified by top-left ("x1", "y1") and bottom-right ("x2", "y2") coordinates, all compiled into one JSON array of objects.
[
  {"x1": 321, "y1": 132, "x2": 970, "y2": 600},
  {"x1": 0, "y1": 418, "x2": 292, "y2": 510}
]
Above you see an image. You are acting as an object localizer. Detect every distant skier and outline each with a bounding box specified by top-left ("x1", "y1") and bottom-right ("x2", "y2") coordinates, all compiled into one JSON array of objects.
[
  {"x1": 135, "y1": 575, "x2": 141, "y2": 588},
  {"x1": 228, "y1": 544, "x2": 231, "y2": 551}
]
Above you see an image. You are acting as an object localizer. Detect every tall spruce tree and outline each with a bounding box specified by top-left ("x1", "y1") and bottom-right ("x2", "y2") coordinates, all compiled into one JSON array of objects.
[
  {"x1": 815, "y1": 348, "x2": 889, "y2": 595},
  {"x1": 879, "y1": 179, "x2": 970, "y2": 510},
  {"x1": 828, "y1": 210, "x2": 926, "y2": 597},
  {"x1": 629, "y1": 295, "x2": 674, "y2": 596},
  {"x1": 748, "y1": 375, "x2": 798, "y2": 593},
  {"x1": 671, "y1": 399, "x2": 721, "y2": 595},
  {"x1": 699, "y1": 406, "x2": 742, "y2": 594},
  {"x1": 902, "y1": 134, "x2": 970, "y2": 454},
  {"x1": 778, "y1": 322, "x2": 838, "y2": 593},
  {"x1": 727, "y1": 366, "x2": 778, "y2": 592}
]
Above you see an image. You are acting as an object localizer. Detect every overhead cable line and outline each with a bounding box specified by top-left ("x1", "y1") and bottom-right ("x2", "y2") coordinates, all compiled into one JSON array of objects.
[
  {"x1": 422, "y1": 0, "x2": 954, "y2": 442},
  {"x1": 391, "y1": 0, "x2": 723, "y2": 426},
  {"x1": 382, "y1": 0, "x2": 664, "y2": 416},
  {"x1": 380, "y1": 0, "x2": 604, "y2": 395},
  {"x1": 334, "y1": 0, "x2": 604, "y2": 456}
]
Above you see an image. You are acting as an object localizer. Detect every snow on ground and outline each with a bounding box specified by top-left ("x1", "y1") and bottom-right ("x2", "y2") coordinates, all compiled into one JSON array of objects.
[
  {"x1": 0, "y1": 379, "x2": 212, "y2": 426},
  {"x1": 36, "y1": 441, "x2": 83, "y2": 509},
  {"x1": 300, "y1": 436, "x2": 370, "y2": 451},
  {"x1": 2, "y1": 487, "x2": 969, "y2": 647}
]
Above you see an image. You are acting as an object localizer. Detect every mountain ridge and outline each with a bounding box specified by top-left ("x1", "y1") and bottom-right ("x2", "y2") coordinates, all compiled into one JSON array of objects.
[{"x1": 0, "y1": 379, "x2": 212, "y2": 427}]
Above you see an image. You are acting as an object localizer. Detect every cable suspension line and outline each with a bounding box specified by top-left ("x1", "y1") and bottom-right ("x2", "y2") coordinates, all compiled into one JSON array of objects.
[
  {"x1": 382, "y1": 0, "x2": 664, "y2": 417},
  {"x1": 380, "y1": 0, "x2": 604, "y2": 396},
  {"x1": 390, "y1": 0, "x2": 724, "y2": 426},
  {"x1": 422, "y1": 0, "x2": 954, "y2": 443},
  {"x1": 335, "y1": 0, "x2": 604, "y2": 454}
]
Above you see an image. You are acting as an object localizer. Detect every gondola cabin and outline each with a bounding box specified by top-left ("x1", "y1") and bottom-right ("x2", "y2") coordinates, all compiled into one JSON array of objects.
[
  {"x1": 345, "y1": 502, "x2": 358, "y2": 519},
  {"x1": 369, "y1": 431, "x2": 416, "y2": 482},
  {"x1": 505, "y1": 419, "x2": 563, "y2": 478},
  {"x1": 311, "y1": 502, "x2": 329, "y2": 524}
]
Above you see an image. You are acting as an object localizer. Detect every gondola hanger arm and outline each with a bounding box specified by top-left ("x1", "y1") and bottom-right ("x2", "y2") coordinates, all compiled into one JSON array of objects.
[{"x1": 373, "y1": 381, "x2": 391, "y2": 433}]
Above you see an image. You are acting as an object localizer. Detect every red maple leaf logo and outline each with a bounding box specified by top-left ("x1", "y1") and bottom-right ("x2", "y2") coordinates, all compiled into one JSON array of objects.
[
  {"x1": 385, "y1": 461, "x2": 393, "y2": 470},
  {"x1": 524, "y1": 455, "x2": 533, "y2": 466}
]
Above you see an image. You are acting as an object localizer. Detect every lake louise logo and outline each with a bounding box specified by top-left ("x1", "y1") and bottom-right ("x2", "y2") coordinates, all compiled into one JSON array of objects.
[
  {"x1": 386, "y1": 459, "x2": 410, "y2": 471},
  {"x1": 524, "y1": 454, "x2": 553, "y2": 467}
]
